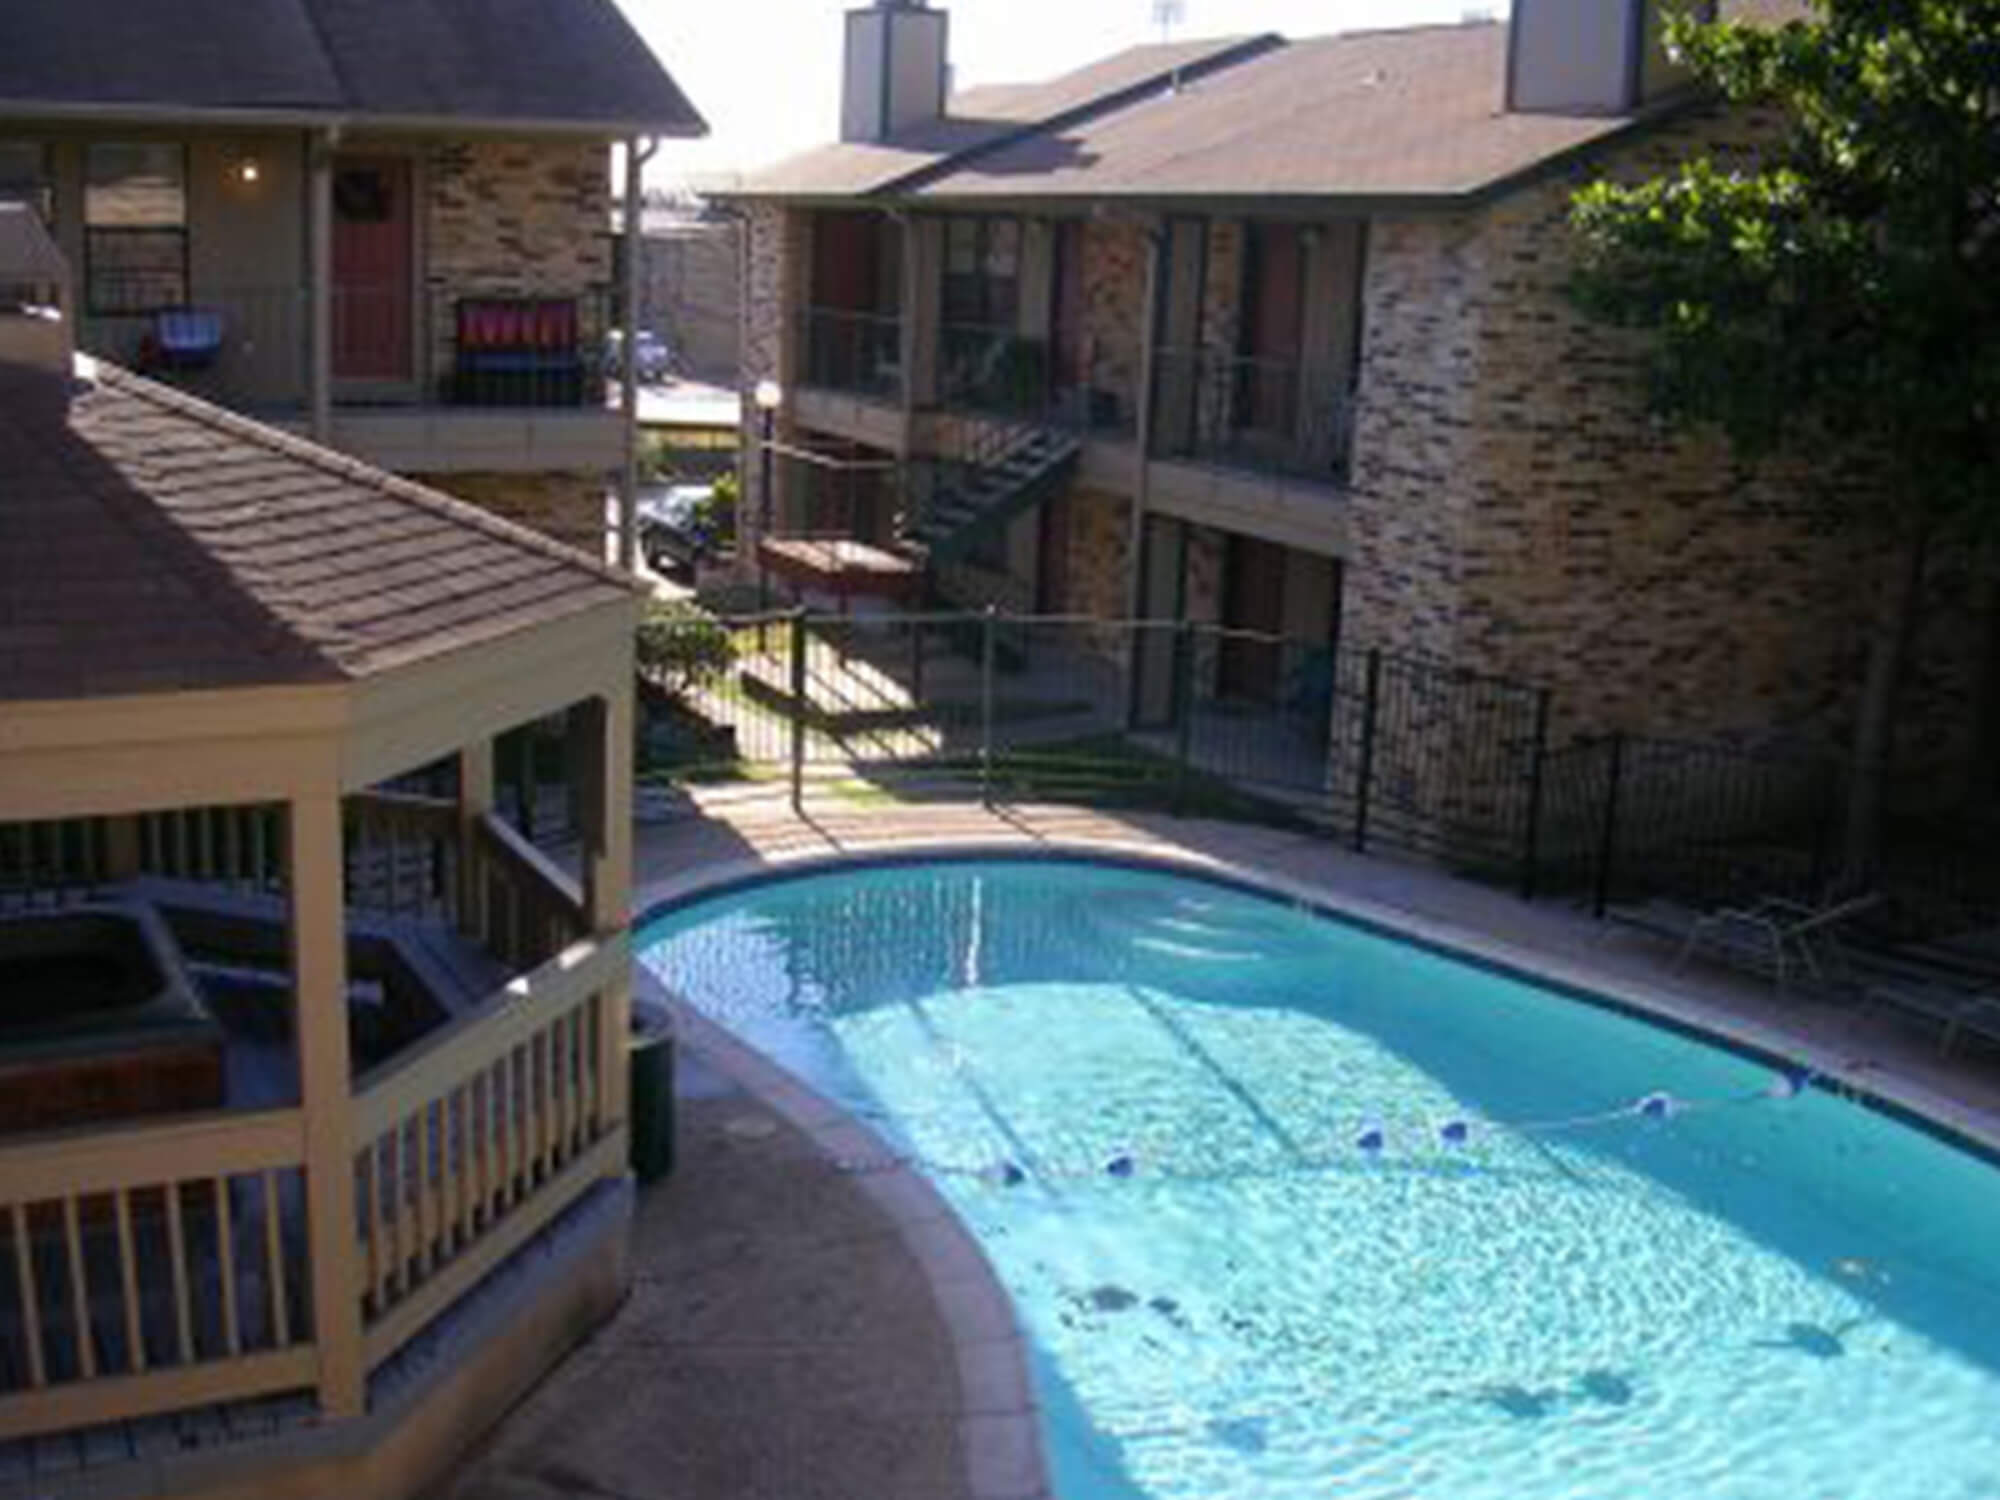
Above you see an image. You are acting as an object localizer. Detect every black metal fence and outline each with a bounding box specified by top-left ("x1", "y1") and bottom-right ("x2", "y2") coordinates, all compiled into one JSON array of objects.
[
  {"x1": 642, "y1": 606, "x2": 2000, "y2": 945},
  {"x1": 642, "y1": 607, "x2": 1552, "y2": 876}
]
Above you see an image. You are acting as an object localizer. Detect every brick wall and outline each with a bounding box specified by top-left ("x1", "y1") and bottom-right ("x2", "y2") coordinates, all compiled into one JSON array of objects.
[
  {"x1": 418, "y1": 471, "x2": 607, "y2": 559},
  {"x1": 423, "y1": 140, "x2": 614, "y2": 393},
  {"x1": 1341, "y1": 103, "x2": 1981, "y2": 765},
  {"x1": 739, "y1": 203, "x2": 806, "y2": 556},
  {"x1": 1080, "y1": 220, "x2": 1147, "y2": 430}
]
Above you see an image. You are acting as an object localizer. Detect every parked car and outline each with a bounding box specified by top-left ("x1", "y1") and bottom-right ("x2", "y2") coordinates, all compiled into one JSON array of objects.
[
  {"x1": 604, "y1": 328, "x2": 673, "y2": 383},
  {"x1": 636, "y1": 483, "x2": 714, "y2": 580}
]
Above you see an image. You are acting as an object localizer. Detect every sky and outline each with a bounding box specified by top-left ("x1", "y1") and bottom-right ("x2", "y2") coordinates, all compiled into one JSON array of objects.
[{"x1": 615, "y1": 0, "x2": 1505, "y2": 186}]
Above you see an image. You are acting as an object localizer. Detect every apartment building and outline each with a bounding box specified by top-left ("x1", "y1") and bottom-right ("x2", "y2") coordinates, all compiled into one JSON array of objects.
[{"x1": 0, "y1": 0, "x2": 704, "y2": 554}]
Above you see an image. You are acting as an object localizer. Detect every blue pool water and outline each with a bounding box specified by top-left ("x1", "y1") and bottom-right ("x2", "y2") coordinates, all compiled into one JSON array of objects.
[{"x1": 638, "y1": 859, "x2": 2000, "y2": 1499}]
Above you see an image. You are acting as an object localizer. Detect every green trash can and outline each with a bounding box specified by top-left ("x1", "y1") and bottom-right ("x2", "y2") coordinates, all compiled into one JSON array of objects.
[{"x1": 628, "y1": 1008, "x2": 676, "y2": 1183}]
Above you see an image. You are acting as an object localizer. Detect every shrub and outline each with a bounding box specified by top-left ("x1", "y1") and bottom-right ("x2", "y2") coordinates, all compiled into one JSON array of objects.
[{"x1": 635, "y1": 600, "x2": 737, "y2": 700}]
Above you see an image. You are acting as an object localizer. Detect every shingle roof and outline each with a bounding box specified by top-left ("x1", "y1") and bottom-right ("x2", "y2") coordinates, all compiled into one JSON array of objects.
[
  {"x1": 920, "y1": 24, "x2": 1610, "y2": 204},
  {"x1": 734, "y1": 35, "x2": 1279, "y2": 199},
  {"x1": 735, "y1": 2, "x2": 1816, "y2": 207},
  {"x1": 0, "y1": 0, "x2": 704, "y2": 135},
  {"x1": 0, "y1": 358, "x2": 638, "y2": 704}
]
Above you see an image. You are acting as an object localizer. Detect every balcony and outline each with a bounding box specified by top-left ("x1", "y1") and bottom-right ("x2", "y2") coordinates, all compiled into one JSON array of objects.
[
  {"x1": 798, "y1": 306, "x2": 904, "y2": 403},
  {"x1": 1150, "y1": 347, "x2": 1355, "y2": 487},
  {"x1": 939, "y1": 322, "x2": 1138, "y2": 441},
  {"x1": 78, "y1": 282, "x2": 625, "y2": 473}
]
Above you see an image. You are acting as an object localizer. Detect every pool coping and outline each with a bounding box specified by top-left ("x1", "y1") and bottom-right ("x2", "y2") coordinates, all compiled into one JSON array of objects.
[
  {"x1": 632, "y1": 958, "x2": 1050, "y2": 1500},
  {"x1": 633, "y1": 829, "x2": 2000, "y2": 1500}
]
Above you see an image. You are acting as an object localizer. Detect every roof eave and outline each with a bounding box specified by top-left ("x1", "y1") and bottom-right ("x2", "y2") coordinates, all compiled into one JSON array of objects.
[{"x1": 0, "y1": 97, "x2": 707, "y2": 138}]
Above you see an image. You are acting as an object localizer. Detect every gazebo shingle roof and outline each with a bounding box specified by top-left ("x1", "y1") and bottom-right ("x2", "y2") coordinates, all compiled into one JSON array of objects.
[{"x1": 0, "y1": 358, "x2": 638, "y2": 703}]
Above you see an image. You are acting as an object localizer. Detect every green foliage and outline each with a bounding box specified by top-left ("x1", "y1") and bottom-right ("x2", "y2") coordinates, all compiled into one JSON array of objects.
[
  {"x1": 1568, "y1": 0, "x2": 2000, "y2": 534},
  {"x1": 697, "y1": 471, "x2": 738, "y2": 550},
  {"x1": 635, "y1": 600, "x2": 737, "y2": 699}
]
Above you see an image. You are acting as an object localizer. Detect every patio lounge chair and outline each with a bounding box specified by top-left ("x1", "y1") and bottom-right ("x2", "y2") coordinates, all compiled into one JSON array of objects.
[
  {"x1": 1678, "y1": 889, "x2": 1881, "y2": 991},
  {"x1": 1862, "y1": 979, "x2": 2000, "y2": 1056}
]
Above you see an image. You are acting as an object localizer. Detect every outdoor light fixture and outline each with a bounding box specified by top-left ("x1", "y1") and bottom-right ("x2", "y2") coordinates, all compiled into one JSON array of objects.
[
  {"x1": 754, "y1": 378, "x2": 783, "y2": 411},
  {"x1": 234, "y1": 156, "x2": 262, "y2": 186}
]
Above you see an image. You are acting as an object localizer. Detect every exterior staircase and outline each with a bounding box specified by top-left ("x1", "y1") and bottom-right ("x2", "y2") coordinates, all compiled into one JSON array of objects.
[{"x1": 899, "y1": 416, "x2": 1080, "y2": 566}]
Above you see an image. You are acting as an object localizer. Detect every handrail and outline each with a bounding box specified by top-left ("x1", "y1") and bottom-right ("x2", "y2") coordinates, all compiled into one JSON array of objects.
[
  {"x1": 0, "y1": 1107, "x2": 305, "y2": 1202},
  {"x1": 351, "y1": 930, "x2": 624, "y2": 1135},
  {"x1": 477, "y1": 809, "x2": 585, "y2": 923}
]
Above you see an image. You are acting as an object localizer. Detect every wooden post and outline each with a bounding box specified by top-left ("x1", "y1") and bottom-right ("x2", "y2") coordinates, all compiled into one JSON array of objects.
[
  {"x1": 580, "y1": 687, "x2": 634, "y2": 1148},
  {"x1": 289, "y1": 790, "x2": 363, "y2": 1419}
]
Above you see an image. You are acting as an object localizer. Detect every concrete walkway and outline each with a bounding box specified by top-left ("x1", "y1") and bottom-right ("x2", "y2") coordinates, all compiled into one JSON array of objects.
[
  {"x1": 443, "y1": 788, "x2": 2000, "y2": 1500},
  {"x1": 434, "y1": 1050, "x2": 972, "y2": 1500}
]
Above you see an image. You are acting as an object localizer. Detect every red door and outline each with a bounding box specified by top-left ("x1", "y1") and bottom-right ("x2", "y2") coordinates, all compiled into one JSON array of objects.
[{"x1": 332, "y1": 157, "x2": 414, "y2": 382}]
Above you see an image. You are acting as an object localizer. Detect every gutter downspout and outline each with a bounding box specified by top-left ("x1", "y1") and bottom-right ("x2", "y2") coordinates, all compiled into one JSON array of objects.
[
  {"x1": 619, "y1": 136, "x2": 660, "y2": 574},
  {"x1": 307, "y1": 126, "x2": 337, "y2": 445}
]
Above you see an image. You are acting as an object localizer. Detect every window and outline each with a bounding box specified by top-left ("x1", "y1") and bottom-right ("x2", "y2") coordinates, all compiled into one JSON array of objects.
[
  {"x1": 942, "y1": 216, "x2": 1020, "y2": 329},
  {"x1": 85, "y1": 143, "x2": 187, "y2": 315},
  {"x1": 0, "y1": 142, "x2": 53, "y2": 224}
]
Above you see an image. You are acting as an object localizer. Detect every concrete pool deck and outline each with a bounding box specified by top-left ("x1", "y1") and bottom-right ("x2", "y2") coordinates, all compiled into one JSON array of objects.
[{"x1": 440, "y1": 789, "x2": 2000, "y2": 1500}]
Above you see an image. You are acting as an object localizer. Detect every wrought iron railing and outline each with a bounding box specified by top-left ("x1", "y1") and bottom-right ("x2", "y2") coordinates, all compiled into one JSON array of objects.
[
  {"x1": 78, "y1": 280, "x2": 618, "y2": 415},
  {"x1": 798, "y1": 306, "x2": 904, "y2": 401},
  {"x1": 1149, "y1": 346, "x2": 1356, "y2": 485}
]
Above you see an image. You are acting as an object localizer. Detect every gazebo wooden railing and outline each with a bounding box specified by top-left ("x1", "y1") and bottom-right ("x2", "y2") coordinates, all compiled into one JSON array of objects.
[{"x1": 0, "y1": 792, "x2": 624, "y2": 1440}]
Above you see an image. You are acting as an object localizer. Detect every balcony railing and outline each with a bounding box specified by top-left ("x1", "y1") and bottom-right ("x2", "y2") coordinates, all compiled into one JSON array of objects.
[
  {"x1": 77, "y1": 280, "x2": 619, "y2": 416},
  {"x1": 1149, "y1": 347, "x2": 1356, "y2": 486},
  {"x1": 798, "y1": 306, "x2": 903, "y2": 402},
  {"x1": 940, "y1": 322, "x2": 1138, "y2": 440}
]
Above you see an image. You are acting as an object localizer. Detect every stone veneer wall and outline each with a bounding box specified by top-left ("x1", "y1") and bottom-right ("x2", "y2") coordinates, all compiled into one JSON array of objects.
[
  {"x1": 1055, "y1": 486, "x2": 1135, "y2": 660},
  {"x1": 1341, "y1": 103, "x2": 1980, "y2": 764},
  {"x1": 418, "y1": 471, "x2": 607, "y2": 559},
  {"x1": 423, "y1": 141, "x2": 614, "y2": 395},
  {"x1": 1080, "y1": 221, "x2": 1147, "y2": 430},
  {"x1": 1188, "y1": 218, "x2": 1245, "y2": 452}
]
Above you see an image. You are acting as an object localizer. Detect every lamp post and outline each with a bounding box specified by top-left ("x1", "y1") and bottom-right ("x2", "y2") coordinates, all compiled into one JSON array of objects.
[{"x1": 754, "y1": 378, "x2": 782, "y2": 649}]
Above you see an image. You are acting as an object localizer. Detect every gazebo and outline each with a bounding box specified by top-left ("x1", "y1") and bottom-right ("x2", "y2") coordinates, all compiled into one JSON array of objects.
[{"x1": 0, "y1": 274, "x2": 641, "y2": 1495}]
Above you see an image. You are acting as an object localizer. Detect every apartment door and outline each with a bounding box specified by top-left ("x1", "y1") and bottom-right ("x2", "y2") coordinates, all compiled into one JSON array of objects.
[
  {"x1": 1218, "y1": 535, "x2": 1287, "y2": 704},
  {"x1": 331, "y1": 157, "x2": 414, "y2": 384}
]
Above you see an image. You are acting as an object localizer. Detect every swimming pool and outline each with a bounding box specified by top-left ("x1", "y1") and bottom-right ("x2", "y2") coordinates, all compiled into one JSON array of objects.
[{"x1": 639, "y1": 858, "x2": 2000, "y2": 1500}]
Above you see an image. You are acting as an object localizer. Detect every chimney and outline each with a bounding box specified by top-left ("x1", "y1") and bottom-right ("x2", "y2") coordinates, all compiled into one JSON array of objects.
[
  {"x1": 1505, "y1": 0, "x2": 1715, "y2": 116},
  {"x1": 841, "y1": 0, "x2": 950, "y2": 144},
  {"x1": 0, "y1": 202, "x2": 73, "y2": 379}
]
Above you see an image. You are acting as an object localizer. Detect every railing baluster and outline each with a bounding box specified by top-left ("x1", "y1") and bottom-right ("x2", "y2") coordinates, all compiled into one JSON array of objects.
[
  {"x1": 165, "y1": 1181, "x2": 194, "y2": 1365},
  {"x1": 413, "y1": 1103, "x2": 435, "y2": 1279},
  {"x1": 115, "y1": 1189, "x2": 144, "y2": 1373},
  {"x1": 214, "y1": 1176, "x2": 240, "y2": 1358},
  {"x1": 10, "y1": 1203, "x2": 46, "y2": 1388},
  {"x1": 367, "y1": 1141, "x2": 390, "y2": 1312},
  {"x1": 63, "y1": 1194, "x2": 94, "y2": 1379},
  {"x1": 263, "y1": 1169, "x2": 291, "y2": 1349}
]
